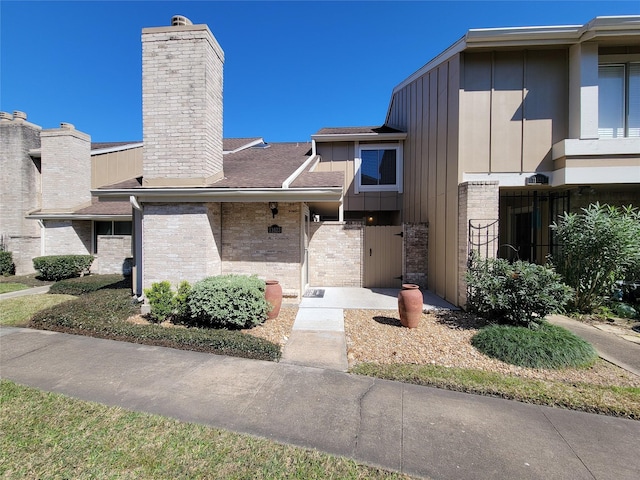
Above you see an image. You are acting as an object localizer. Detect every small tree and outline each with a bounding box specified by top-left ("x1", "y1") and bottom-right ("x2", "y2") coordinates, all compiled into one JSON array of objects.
[
  {"x1": 550, "y1": 203, "x2": 640, "y2": 313},
  {"x1": 466, "y1": 251, "x2": 573, "y2": 328}
]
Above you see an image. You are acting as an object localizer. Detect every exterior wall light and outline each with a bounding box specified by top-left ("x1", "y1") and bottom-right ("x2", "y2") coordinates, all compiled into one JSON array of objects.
[{"x1": 269, "y1": 202, "x2": 278, "y2": 218}]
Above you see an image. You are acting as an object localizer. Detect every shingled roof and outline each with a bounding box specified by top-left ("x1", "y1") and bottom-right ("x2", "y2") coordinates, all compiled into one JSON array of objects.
[{"x1": 314, "y1": 125, "x2": 404, "y2": 135}]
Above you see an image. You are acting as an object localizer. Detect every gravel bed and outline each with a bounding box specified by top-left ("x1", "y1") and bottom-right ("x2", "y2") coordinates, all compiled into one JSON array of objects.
[
  {"x1": 344, "y1": 309, "x2": 640, "y2": 388},
  {"x1": 242, "y1": 305, "x2": 297, "y2": 346}
]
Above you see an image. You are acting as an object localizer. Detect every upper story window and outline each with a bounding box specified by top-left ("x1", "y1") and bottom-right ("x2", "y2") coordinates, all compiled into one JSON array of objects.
[
  {"x1": 356, "y1": 144, "x2": 403, "y2": 193},
  {"x1": 598, "y1": 62, "x2": 639, "y2": 138}
]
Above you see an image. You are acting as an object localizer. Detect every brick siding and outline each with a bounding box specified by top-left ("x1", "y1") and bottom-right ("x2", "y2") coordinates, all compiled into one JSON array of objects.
[
  {"x1": 403, "y1": 222, "x2": 428, "y2": 288},
  {"x1": 458, "y1": 181, "x2": 499, "y2": 307},
  {"x1": 308, "y1": 222, "x2": 363, "y2": 287},
  {"x1": 221, "y1": 202, "x2": 302, "y2": 297}
]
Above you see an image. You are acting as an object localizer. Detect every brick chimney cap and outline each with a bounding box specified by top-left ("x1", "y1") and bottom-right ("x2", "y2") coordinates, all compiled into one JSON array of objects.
[{"x1": 60, "y1": 122, "x2": 75, "y2": 130}]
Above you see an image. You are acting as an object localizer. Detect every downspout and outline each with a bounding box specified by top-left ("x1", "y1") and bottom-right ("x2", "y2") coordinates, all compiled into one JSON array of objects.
[{"x1": 129, "y1": 196, "x2": 144, "y2": 300}]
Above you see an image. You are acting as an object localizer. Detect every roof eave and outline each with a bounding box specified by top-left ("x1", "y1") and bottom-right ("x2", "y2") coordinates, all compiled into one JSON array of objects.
[
  {"x1": 311, "y1": 132, "x2": 407, "y2": 142},
  {"x1": 93, "y1": 187, "x2": 344, "y2": 203}
]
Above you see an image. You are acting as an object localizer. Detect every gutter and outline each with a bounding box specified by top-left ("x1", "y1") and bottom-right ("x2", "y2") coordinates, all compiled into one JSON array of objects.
[
  {"x1": 92, "y1": 187, "x2": 344, "y2": 203},
  {"x1": 311, "y1": 132, "x2": 407, "y2": 142}
]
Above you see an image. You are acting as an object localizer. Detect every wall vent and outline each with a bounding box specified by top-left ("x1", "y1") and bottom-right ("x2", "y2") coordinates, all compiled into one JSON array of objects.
[{"x1": 171, "y1": 15, "x2": 192, "y2": 26}]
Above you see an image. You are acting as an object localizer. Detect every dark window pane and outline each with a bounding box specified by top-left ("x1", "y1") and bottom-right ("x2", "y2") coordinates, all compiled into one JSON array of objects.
[
  {"x1": 95, "y1": 221, "x2": 112, "y2": 236},
  {"x1": 379, "y1": 149, "x2": 397, "y2": 185},
  {"x1": 361, "y1": 150, "x2": 380, "y2": 185},
  {"x1": 114, "y1": 221, "x2": 132, "y2": 235}
]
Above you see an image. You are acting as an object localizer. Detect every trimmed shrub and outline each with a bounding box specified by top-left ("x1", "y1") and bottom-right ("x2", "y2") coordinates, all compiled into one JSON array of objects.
[
  {"x1": 32, "y1": 255, "x2": 94, "y2": 281},
  {"x1": 144, "y1": 281, "x2": 175, "y2": 323},
  {"x1": 188, "y1": 274, "x2": 269, "y2": 329},
  {"x1": 550, "y1": 203, "x2": 640, "y2": 313},
  {"x1": 143, "y1": 280, "x2": 192, "y2": 323},
  {"x1": 466, "y1": 252, "x2": 573, "y2": 328},
  {"x1": 0, "y1": 251, "x2": 16, "y2": 276},
  {"x1": 471, "y1": 323, "x2": 597, "y2": 369},
  {"x1": 30, "y1": 289, "x2": 280, "y2": 362},
  {"x1": 49, "y1": 274, "x2": 130, "y2": 295},
  {"x1": 174, "y1": 280, "x2": 192, "y2": 322}
]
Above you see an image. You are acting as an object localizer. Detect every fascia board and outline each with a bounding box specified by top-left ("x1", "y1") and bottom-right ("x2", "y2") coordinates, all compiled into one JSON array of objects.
[
  {"x1": 27, "y1": 213, "x2": 132, "y2": 220},
  {"x1": 311, "y1": 133, "x2": 407, "y2": 142},
  {"x1": 93, "y1": 187, "x2": 344, "y2": 203},
  {"x1": 91, "y1": 143, "x2": 144, "y2": 155}
]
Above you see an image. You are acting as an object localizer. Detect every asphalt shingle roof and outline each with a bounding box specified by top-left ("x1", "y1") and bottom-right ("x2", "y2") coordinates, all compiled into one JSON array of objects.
[{"x1": 314, "y1": 125, "x2": 405, "y2": 135}]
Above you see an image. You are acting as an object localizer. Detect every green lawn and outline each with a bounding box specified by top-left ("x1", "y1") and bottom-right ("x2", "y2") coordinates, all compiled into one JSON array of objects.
[
  {"x1": 0, "y1": 283, "x2": 29, "y2": 294},
  {"x1": 0, "y1": 274, "x2": 51, "y2": 288},
  {"x1": 0, "y1": 294, "x2": 76, "y2": 327},
  {"x1": 0, "y1": 380, "x2": 411, "y2": 480},
  {"x1": 351, "y1": 363, "x2": 640, "y2": 420}
]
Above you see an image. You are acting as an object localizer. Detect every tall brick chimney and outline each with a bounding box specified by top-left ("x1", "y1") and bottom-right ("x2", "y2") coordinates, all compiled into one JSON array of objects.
[
  {"x1": 141, "y1": 15, "x2": 225, "y2": 187},
  {"x1": 40, "y1": 122, "x2": 91, "y2": 212}
]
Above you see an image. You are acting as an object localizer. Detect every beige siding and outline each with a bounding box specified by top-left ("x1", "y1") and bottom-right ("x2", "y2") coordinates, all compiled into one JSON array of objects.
[
  {"x1": 459, "y1": 50, "x2": 569, "y2": 175},
  {"x1": 389, "y1": 56, "x2": 460, "y2": 304},
  {"x1": 92, "y1": 146, "x2": 143, "y2": 188},
  {"x1": 315, "y1": 143, "x2": 402, "y2": 212}
]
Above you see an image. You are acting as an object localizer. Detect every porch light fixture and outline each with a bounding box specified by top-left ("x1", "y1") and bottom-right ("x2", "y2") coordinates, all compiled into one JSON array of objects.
[{"x1": 269, "y1": 202, "x2": 278, "y2": 218}]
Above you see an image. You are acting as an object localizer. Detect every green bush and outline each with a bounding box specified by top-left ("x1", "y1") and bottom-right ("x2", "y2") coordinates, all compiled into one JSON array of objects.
[
  {"x1": 49, "y1": 274, "x2": 130, "y2": 295},
  {"x1": 471, "y1": 323, "x2": 597, "y2": 369},
  {"x1": 466, "y1": 252, "x2": 573, "y2": 328},
  {"x1": 551, "y1": 203, "x2": 640, "y2": 313},
  {"x1": 30, "y1": 289, "x2": 280, "y2": 362},
  {"x1": 0, "y1": 251, "x2": 16, "y2": 276},
  {"x1": 174, "y1": 280, "x2": 192, "y2": 322},
  {"x1": 143, "y1": 280, "x2": 192, "y2": 323},
  {"x1": 188, "y1": 274, "x2": 269, "y2": 329},
  {"x1": 144, "y1": 281, "x2": 175, "y2": 323},
  {"x1": 32, "y1": 255, "x2": 94, "y2": 281}
]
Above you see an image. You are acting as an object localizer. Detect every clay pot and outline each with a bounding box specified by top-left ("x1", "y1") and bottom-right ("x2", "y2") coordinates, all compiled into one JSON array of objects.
[
  {"x1": 398, "y1": 284, "x2": 422, "y2": 328},
  {"x1": 265, "y1": 280, "x2": 283, "y2": 320}
]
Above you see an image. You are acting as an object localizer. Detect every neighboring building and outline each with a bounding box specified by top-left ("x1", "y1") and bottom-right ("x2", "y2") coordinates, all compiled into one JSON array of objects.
[{"x1": 2, "y1": 15, "x2": 639, "y2": 307}]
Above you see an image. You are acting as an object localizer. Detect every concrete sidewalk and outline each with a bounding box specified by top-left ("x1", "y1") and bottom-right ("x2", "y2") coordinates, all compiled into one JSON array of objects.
[
  {"x1": 0, "y1": 285, "x2": 50, "y2": 300},
  {"x1": 548, "y1": 314, "x2": 640, "y2": 377},
  {"x1": 1, "y1": 326, "x2": 638, "y2": 480}
]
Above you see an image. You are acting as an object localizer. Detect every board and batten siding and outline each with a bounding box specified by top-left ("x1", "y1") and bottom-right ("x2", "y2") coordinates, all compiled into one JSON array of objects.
[
  {"x1": 387, "y1": 55, "x2": 461, "y2": 304},
  {"x1": 458, "y1": 50, "x2": 569, "y2": 175},
  {"x1": 314, "y1": 143, "x2": 402, "y2": 212},
  {"x1": 92, "y1": 146, "x2": 143, "y2": 189}
]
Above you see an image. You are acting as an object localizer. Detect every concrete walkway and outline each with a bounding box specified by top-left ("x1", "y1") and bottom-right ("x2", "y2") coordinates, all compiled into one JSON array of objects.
[
  {"x1": 0, "y1": 284, "x2": 50, "y2": 300},
  {"x1": 280, "y1": 287, "x2": 458, "y2": 372},
  {"x1": 548, "y1": 314, "x2": 640, "y2": 377},
  {"x1": 1, "y1": 326, "x2": 638, "y2": 480}
]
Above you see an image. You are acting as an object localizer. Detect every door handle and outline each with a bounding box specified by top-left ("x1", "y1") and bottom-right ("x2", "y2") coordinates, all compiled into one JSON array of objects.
[{"x1": 369, "y1": 248, "x2": 372, "y2": 257}]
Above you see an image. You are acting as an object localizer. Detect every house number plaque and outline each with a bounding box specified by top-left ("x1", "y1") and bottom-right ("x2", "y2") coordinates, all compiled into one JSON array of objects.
[{"x1": 268, "y1": 225, "x2": 282, "y2": 234}]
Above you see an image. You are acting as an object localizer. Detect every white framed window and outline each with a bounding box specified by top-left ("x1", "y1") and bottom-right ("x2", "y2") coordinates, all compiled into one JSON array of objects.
[
  {"x1": 598, "y1": 62, "x2": 640, "y2": 138},
  {"x1": 355, "y1": 143, "x2": 403, "y2": 193}
]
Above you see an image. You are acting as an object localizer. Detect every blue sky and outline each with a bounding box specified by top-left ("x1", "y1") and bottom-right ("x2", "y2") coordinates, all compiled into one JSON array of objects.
[{"x1": 1, "y1": 1, "x2": 638, "y2": 142}]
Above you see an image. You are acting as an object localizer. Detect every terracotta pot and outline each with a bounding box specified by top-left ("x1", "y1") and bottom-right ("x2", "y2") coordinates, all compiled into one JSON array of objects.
[
  {"x1": 265, "y1": 280, "x2": 283, "y2": 320},
  {"x1": 398, "y1": 284, "x2": 422, "y2": 328}
]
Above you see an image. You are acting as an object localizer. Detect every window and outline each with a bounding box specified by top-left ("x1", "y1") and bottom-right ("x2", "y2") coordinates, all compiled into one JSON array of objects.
[
  {"x1": 93, "y1": 220, "x2": 132, "y2": 253},
  {"x1": 598, "y1": 63, "x2": 640, "y2": 138},
  {"x1": 356, "y1": 144, "x2": 403, "y2": 192}
]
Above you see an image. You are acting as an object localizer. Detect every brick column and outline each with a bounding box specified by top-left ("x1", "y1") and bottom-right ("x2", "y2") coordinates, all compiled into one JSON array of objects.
[
  {"x1": 403, "y1": 222, "x2": 428, "y2": 288},
  {"x1": 458, "y1": 181, "x2": 499, "y2": 307}
]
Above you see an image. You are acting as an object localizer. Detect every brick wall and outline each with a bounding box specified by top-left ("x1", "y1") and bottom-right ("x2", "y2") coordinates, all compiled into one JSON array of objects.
[
  {"x1": 221, "y1": 202, "x2": 302, "y2": 298},
  {"x1": 142, "y1": 23, "x2": 224, "y2": 185},
  {"x1": 458, "y1": 181, "x2": 499, "y2": 307},
  {"x1": 308, "y1": 222, "x2": 363, "y2": 287},
  {"x1": 43, "y1": 220, "x2": 92, "y2": 257},
  {"x1": 403, "y1": 222, "x2": 428, "y2": 288},
  {"x1": 0, "y1": 112, "x2": 42, "y2": 274},
  {"x1": 142, "y1": 203, "x2": 222, "y2": 289},
  {"x1": 94, "y1": 235, "x2": 132, "y2": 275},
  {"x1": 40, "y1": 124, "x2": 91, "y2": 211}
]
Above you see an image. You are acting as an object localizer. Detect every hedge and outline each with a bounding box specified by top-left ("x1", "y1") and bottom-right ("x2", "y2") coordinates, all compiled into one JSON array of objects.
[{"x1": 32, "y1": 255, "x2": 94, "y2": 281}]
